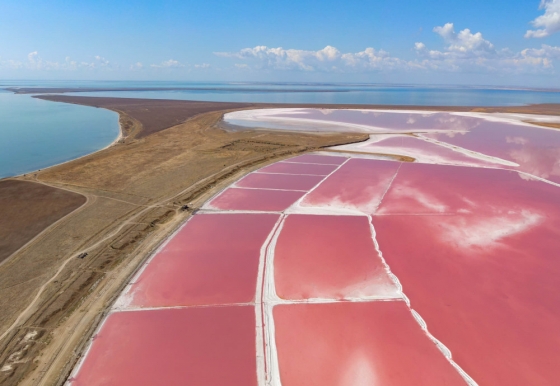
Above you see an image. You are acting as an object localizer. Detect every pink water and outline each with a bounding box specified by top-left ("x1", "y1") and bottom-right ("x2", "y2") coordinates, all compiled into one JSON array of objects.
[
  {"x1": 258, "y1": 161, "x2": 338, "y2": 175},
  {"x1": 272, "y1": 109, "x2": 483, "y2": 132},
  {"x1": 425, "y1": 122, "x2": 560, "y2": 183},
  {"x1": 373, "y1": 163, "x2": 560, "y2": 385},
  {"x1": 362, "y1": 135, "x2": 503, "y2": 166},
  {"x1": 287, "y1": 154, "x2": 347, "y2": 165},
  {"x1": 127, "y1": 213, "x2": 279, "y2": 307},
  {"x1": 208, "y1": 187, "x2": 306, "y2": 211},
  {"x1": 236, "y1": 173, "x2": 324, "y2": 191},
  {"x1": 302, "y1": 158, "x2": 400, "y2": 213},
  {"x1": 274, "y1": 215, "x2": 397, "y2": 300},
  {"x1": 70, "y1": 306, "x2": 257, "y2": 386},
  {"x1": 273, "y1": 301, "x2": 466, "y2": 386}
]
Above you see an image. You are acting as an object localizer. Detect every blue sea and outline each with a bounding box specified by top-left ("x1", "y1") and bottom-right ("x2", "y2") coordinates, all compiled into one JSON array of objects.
[
  {"x1": 0, "y1": 88, "x2": 119, "y2": 179},
  {"x1": 2, "y1": 80, "x2": 560, "y2": 179}
]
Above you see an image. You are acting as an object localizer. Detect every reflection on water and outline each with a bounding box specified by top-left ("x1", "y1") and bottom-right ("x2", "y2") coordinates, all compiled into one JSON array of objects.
[
  {"x1": 426, "y1": 123, "x2": 560, "y2": 183},
  {"x1": 227, "y1": 108, "x2": 560, "y2": 184}
]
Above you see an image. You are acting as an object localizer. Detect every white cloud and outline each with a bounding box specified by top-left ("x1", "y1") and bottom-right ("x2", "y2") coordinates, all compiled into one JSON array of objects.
[
  {"x1": 0, "y1": 57, "x2": 23, "y2": 69},
  {"x1": 194, "y1": 63, "x2": 210, "y2": 69},
  {"x1": 130, "y1": 62, "x2": 143, "y2": 70},
  {"x1": 215, "y1": 45, "x2": 408, "y2": 71},
  {"x1": 414, "y1": 23, "x2": 560, "y2": 73},
  {"x1": 94, "y1": 55, "x2": 110, "y2": 66},
  {"x1": 526, "y1": 0, "x2": 560, "y2": 38},
  {"x1": 433, "y1": 23, "x2": 496, "y2": 56},
  {"x1": 150, "y1": 59, "x2": 185, "y2": 68},
  {"x1": 0, "y1": 52, "x2": 117, "y2": 71}
]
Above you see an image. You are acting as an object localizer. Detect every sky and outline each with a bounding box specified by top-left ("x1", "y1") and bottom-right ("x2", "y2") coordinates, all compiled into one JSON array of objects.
[{"x1": 1, "y1": 0, "x2": 560, "y2": 87}]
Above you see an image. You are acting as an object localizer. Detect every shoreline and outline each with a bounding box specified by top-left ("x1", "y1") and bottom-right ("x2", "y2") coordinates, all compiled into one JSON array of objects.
[{"x1": 0, "y1": 112, "x2": 122, "y2": 182}]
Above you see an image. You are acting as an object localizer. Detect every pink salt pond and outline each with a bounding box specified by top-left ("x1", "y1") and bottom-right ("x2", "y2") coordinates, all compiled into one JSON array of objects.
[
  {"x1": 273, "y1": 301, "x2": 466, "y2": 386},
  {"x1": 258, "y1": 161, "x2": 338, "y2": 175},
  {"x1": 235, "y1": 172, "x2": 324, "y2": 191},
  {"x1": 343, "y1": 135, "x2": 505, "y2": 167},
  {"x1": 301, "y1": 158, "x2": 400, "y2": 213},
  {"x1": 207, "y1": 187, "x2": 306, "y2": 211},
  {"x1": 126, "y1": 213, "x2": 279, "y2": 307},
  {"x1": 373, "y1": 163, "x2": 560, "y2": 385},
  {"x1": 70, "y1": 306, "x2": 257, "y2": 386},
  {"x1": 425, "y1": 121, "x2": 560, "y2": 183},
  {"x1": 287, "y1": 153, "x2": 347, "y2": 165},
  {"x1": 274, "y1": 214, "x2": 398, "y2": 300},
  {"x1": 225, "y1": 108, "x2": 484, "y2": 133}
]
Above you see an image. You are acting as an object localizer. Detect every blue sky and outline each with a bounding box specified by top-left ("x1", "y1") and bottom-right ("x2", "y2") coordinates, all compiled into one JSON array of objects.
[{"x1": 1, "y1": 0, "x2": 560, "y2": 87}]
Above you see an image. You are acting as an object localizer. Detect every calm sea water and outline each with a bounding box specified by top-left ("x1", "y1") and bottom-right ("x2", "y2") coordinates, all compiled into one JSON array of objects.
[
  {"x1": 0, "y1": 89, "x2": 119, "y2": 179},
  {"x1": 1, "y1": 81, "x2": 560, "y2": 179}
]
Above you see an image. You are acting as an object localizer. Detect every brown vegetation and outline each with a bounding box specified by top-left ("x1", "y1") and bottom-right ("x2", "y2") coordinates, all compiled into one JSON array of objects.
[
  {"x1": 36, "y1": 95, "x2": 254, "y2": 139},
  {"x1": 0, "y1": 180, "x2": 86, "y2": 264}
]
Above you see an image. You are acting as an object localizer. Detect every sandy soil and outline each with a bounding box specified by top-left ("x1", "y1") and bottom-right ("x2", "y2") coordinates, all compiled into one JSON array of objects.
[
  {"x1": 0, "y1": 100, "x2": 367, "y2": 386},
  {"x1": 0, "y1": 181, "x2": 86, "y2": 264}
]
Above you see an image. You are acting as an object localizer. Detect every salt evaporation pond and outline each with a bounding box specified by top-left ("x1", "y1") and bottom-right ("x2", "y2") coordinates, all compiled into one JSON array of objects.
[{"x1": 68, "y1": 109, "x2": 560, "y2": 386}]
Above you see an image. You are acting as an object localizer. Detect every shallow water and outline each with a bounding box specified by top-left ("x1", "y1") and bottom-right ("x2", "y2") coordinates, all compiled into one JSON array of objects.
[
  {"x1": 0, "y1": 91, "x2": 119, "y2": 179},
  {"x1": 67, "y1": 85, "x2": 560, "y2": 106}
]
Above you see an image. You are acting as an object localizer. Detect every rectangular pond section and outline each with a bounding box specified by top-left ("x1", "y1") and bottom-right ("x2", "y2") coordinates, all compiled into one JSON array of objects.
[
  {"x1": 70, "y1": 306, "x2": 257, "y2": 386},
  {"x1": 125, "y1": 213, "x2": 279, "y2": 308},
  {"x1": 273, "y1": 301, "x2": 466, "y2": 386},
  {"x1": 273, "y1": 214, "x2": 398, "y2": 300}
]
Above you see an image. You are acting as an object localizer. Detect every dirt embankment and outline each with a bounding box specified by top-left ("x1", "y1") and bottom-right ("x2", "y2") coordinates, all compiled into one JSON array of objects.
[
  {"x1": 0, "y1": 99, "x2": 367, "y2": 386},
  {"x1": 0, "y1": 181, "x2": 86, "y2": 264}
]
